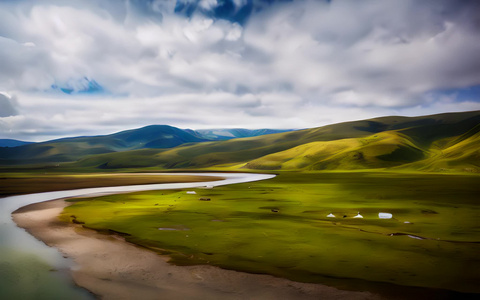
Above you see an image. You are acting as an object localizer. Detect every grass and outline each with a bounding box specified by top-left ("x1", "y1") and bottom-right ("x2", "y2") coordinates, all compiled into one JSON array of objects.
[
  {"x1": 60, "y1": 171, "x2": 480, "y2": 296},
  {"x1": 243, "y1": 131, "x2": 426, "y2": 170}
]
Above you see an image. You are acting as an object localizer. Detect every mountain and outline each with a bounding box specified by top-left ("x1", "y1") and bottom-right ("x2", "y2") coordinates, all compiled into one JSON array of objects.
[
  {"x1": 0, "y1": 125, "x2": 290, "y2": 165},
  {"x1": 1, "y1": 111, "x2": 479, "y2": 172},
  {"x1": 70, "y1": 110, "x2": 480, "y2": 173},
  {"x1": 0, "y1": 125, "x2": 208, "y2": 165},
  {"x1": 191, "y1": 129, "x2": 292, "y2": 140},
  {"x1": 0, "y1": 139, "x2": 33, "y2": 148}
]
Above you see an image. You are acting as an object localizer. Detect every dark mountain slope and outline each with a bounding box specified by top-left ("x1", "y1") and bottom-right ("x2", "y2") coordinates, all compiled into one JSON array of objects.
[
  {"x1": 0, "y1": 139, "x2": 33, "y2": 147},
  {"x1": 0, "y1": 125, "x2": 208, "y2": 165}
]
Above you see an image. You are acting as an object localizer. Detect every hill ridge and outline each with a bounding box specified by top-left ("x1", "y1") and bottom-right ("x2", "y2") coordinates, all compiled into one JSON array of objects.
[{"x1": 1, "y1": 110, "x2": 479, "y2": 173}]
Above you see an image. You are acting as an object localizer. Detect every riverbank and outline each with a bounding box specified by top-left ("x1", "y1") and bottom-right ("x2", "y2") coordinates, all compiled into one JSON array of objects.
[
  {"x1": 0, "y1": 173, "x2": 224, "y2": 197},
  {"x1": 13, "y1": 199, "x2": 381, "y2": 300}
]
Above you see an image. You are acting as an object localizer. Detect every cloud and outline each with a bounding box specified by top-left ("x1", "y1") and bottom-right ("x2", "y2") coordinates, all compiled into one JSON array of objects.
[
  {"x1": 0, "y1": 92, "x2": 19, "y2": 117},
  {"x1": 0, "y1": 0, "x2": 479, "y2": 141},
  {"x1": 242, "y1": 0, "x2": 480, "y2": 104},
  {"x1": 199, "y1": 0, "x2": 218, "y2": 10}
]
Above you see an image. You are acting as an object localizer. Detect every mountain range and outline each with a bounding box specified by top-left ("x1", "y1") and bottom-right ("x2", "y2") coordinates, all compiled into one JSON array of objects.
[
  {"x1": 0, "y1": 126, "x2": 290, "y2": 165},
  {"x1": 1, "y1": 110, "x2": 479, "y2": 173},
  {"x1": 0, "y1": 139, "x2": 33, "y2": 148}
]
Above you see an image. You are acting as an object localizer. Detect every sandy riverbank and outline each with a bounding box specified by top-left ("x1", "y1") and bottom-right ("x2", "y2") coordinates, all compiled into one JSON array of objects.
[{"x1": 13, "y1": 199, "x2": 381, "y2": 300}]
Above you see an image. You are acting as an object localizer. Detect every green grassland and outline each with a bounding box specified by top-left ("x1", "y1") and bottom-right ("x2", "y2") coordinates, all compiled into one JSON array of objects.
[
  {"x1": 60, "y1": 171, "x2": 480, "y2": 296},
  {"x1": 2, "y1": 111, "x2": 478, "y2": 298}
]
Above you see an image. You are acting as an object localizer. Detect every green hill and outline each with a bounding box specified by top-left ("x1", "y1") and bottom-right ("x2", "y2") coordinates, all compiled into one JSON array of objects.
[
  {"x1": 400, "y1": 124, "x2": 480, "y2": 172},
  {"x1": 0, "y1": 125, "x2": 292, "y2": 166},
  {"x1": 244, "y1": 112, "x2": 480, "y2": 172},
  {"x1": 244, "y1": 131, "x2": 425, "y2": 170},
  {"x1": 70, "y1": 111, "x2": 480, "y2": 173},
  {"x1": 1, "y1": 111, "x2": 479, "y2": 173}
]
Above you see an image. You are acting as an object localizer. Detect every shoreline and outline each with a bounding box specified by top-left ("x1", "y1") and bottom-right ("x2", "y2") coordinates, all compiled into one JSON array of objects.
[
  {"x1": 13, "y1": 199, "x2": 381, "y2": 300},
  {"x1": 0, "y1": 173, "x2": 225, "y2": 198}
]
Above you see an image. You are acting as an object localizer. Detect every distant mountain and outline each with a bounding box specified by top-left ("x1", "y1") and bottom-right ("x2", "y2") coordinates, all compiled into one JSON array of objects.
[
  {"x1": 0, "y1": 139, "x2": 33, "y2": 148},
  {"x1": 69, "y1": 110, "x2": 480, "y2": 173},
  {"x1": 0, "y1": 125, "x2": 290, "y2": 165},
  {"x1": 0, "y1": 125, "x2": 207, "y2": 165},
  {"x1": 192, "y1": 129, "x2": 292, "y2": 140}
]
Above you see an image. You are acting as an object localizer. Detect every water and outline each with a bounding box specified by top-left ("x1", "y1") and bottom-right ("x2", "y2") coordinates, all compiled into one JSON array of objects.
[{"x1": 0, "y1": 173, "x2": 275, "y2": 299}]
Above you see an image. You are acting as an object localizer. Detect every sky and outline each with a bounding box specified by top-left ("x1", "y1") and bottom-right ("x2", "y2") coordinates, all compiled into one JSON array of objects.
[{"x1": 0, "y1": 0, "x2": 479, "y2": 142}]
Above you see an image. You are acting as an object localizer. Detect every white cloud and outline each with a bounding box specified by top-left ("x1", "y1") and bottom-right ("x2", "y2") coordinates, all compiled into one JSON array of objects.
[
  {"x1": 0, "y1": 0, "x2": 479, "y2": 141},
  {"x1": 199, "y1": 0, "x2": 218, "y2": 10}
]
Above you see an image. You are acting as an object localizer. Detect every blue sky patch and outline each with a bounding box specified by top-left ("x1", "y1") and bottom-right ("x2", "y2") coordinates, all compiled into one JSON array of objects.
[{"x1": 51, "y1": 77, "x2": 104, "y2": 95}]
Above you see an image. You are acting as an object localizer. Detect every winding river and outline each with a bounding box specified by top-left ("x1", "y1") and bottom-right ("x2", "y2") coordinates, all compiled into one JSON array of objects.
[{"x1": 0, "y1": 173, "x2": 275, "y2": 299}]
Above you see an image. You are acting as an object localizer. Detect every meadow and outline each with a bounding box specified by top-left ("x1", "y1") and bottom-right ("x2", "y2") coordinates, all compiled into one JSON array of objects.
[{"x1": 60, "y1": 171, "x2": 480, "y2": 298}]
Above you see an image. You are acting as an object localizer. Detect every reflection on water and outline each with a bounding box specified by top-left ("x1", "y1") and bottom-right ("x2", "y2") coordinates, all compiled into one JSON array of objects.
[{"x1": 0, "y1": 173, "x2": 274, "y2": 299}]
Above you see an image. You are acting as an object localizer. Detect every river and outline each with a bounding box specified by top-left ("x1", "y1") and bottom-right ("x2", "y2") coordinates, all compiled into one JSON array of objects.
[{"x1": 0, "y1": 173, "x2": 275, "y2": 299}]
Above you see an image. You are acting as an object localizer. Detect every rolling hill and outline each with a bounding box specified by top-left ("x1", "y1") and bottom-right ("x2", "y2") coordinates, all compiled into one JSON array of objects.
[
  {"x1": 0, "y1": 125, "x2": 290, "y2": 165},
  {"x1": 1, "y1": 111, "x2": 479, "y2": 172},
  {"x1": 244, "y1": 131, "x2": 425, "y2": 170},
  {"x1": 69, "y1": 110, "x2": 480, "y2": 173}
]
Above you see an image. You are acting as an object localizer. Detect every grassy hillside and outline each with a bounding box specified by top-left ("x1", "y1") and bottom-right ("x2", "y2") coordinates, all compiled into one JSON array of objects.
[
  {"x1": 244, "y1": 131, "x2": 425, "y2": 170},
  {"x1": 244, "y1": 114, "x2": 480, "y2": 172},
  {"x1": 1, "y1": 111, "x2": 479, "y2": 173},
  {"x1": 71, "y1": 111, "x2": 480, "y2": 173},
  {"x1": 401, "y1": 125, "x2": 480, "y2": 172}
]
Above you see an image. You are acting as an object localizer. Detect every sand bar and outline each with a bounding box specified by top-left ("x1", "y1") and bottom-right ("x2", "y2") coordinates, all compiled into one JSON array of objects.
[{"x1": 13, "y1": 199, "x2": 382, "y2": 300}]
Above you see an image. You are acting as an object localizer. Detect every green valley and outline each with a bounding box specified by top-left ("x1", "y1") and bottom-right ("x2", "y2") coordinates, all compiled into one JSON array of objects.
[
  {"x1": 2, "y1": 110, "x2": 480, "y2": 298},
  {"x1": 60, "y1": 171, "x2": 480, "y2": 297}
]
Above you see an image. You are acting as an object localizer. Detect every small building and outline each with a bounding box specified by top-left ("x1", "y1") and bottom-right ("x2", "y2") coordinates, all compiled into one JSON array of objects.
[
  {"x1": 353, "y1": 212, "x2": 363, "y2": 218},
  {"x1": 379, "y1": 212, "x2": 392, "y2": 219}
]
